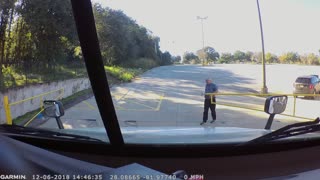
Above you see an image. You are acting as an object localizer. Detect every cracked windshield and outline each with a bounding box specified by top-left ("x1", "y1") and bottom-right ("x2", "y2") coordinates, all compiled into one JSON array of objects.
[{"x1": 1, "y1": 0, "x2": 320, "y2": 143}]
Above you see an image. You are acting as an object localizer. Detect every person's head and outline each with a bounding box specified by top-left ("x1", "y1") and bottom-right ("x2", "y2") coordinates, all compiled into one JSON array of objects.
[{"x1": 206, "y1": 78, "x2": 212, "y2": 84}]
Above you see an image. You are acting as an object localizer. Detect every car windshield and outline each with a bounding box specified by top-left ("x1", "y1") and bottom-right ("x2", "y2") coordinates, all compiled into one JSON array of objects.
[{"x1": 1, "y1": 0, "x2": 320, "y2": 145}]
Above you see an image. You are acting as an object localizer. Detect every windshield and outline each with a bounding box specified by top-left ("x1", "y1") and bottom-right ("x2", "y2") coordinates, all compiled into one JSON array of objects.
[{"x1": 1, "y1": 0, "x2": 320, "y2": 145}]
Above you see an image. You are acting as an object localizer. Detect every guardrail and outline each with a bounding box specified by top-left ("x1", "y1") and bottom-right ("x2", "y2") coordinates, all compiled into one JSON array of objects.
[
  {"x1": 3, "y1": 88, "x2": 64, "y2": 126},
  {"x1": 206, "y1": 93, "x2": 319, "y2": 121}
]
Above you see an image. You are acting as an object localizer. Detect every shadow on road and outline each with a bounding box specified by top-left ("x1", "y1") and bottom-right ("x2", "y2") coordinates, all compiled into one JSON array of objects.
[{"x1": 128, "y1": 65, "x2": 260, "y2": 99}]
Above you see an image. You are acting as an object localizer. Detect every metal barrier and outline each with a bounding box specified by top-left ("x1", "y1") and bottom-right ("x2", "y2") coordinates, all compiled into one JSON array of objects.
[
  {"x1": 206, "y1": 93, "x2": 319, "y2": 121},
  {"x1": 3, "y1": 88, "x2": 64, "y2": 126},
  {"x1": 3, "y1": 90, "x2": 317, "y2": 126}
]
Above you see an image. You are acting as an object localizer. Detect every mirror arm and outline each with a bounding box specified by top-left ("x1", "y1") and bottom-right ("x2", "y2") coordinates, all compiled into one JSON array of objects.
[
  {"x1": 56, "y1": 117, "x2": 64, "y2": 129},
  {"x1": 265, "y1": 114, "x2": 275, "y2": 130}
]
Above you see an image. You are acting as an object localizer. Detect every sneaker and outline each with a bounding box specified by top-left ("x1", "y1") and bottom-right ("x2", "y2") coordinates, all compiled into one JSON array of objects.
[
  {"x1": 210, "y1": 120, "x2": 216, "y2": 123},
  {"x1": 200, "y1": 122, "x2": 206, "y2": 125}
]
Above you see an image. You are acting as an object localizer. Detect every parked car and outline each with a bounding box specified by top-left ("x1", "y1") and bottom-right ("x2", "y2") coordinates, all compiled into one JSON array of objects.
[{"x1": 293, "y1": 75, "x2": 320, "y2": 99}]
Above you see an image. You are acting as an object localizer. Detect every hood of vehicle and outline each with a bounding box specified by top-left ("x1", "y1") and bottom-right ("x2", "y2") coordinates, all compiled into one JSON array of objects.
[{"x1": 56, "y1": 126, "x2": 271, "y2": 144}]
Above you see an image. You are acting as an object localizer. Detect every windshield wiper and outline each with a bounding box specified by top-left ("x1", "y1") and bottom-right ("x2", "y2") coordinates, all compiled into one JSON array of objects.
[
  {"x1": 244, "y1": 117, "x2": 320, "y2": 145},
  {"x1": 0, "y1": 125, "x2": 104, "y2": 142}
]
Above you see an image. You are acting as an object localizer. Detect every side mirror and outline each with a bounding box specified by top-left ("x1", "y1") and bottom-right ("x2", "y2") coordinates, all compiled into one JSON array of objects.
[
  {"x1": 264, "y1": 96, "x2": 288, "y2": 130},
  {"x1": 43, "y1": 100, "x2": 65, "y2": 118},
  {"x1": 264, "y1": 96, "x2": 288, "y2": 114}
]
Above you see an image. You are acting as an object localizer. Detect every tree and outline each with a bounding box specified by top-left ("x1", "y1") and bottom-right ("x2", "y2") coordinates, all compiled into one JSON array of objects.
[
  {"x1": 218, "y1": 53, "x2": 233, "y2": 64},
  {"x1": 0, "y1": 0, "x2": 16, "y2": 63},
  {"x1": 265, "y1": 52, "x2": 278, "y2": 64},
  {"x1": 287, "y1": 52, "x2": 300, "y2": 63},
  {"x1": 252, "y1": 52, "x2": 263, "y2": 63},
  {"x1": 18, "y1": 0, "x2": 78, "y2": 69},
  {"x1": 0, "y1": 1, "x2": 170, "y2": 90},
  {"x1": 233, "y1": 50, "x2": 246, "y2": 62},
  {"x1": 196, "y1": 46, "x2": 219, "y2": 64},
  {"x1": 307, "y1": 53, "x2": 319, "y2": 65},
  {"x1": 183, "y1": 52, "x2": 199, "y2": 64},
  {"x1": 278, "y1": 54, "x2": 287, "y2": 64},
  {"x1": 245, "y1": 51, "x2": 254, "y2": 62},
  {"x1": 300, "y1": 54, "x2": 308, "y2": 65},
  {"x1": 172, "y1": 55, "x2": 181, "y2": 63},
  {"x1": 278, "y1": 52, "x2": 300, "y2": 64},
  {"x1": 0, "y1": 0, "x2": 16, "y2": 88},
  {"x1": 93, "y1": 4, "x2": 162, "y2": 66},
  {"x1": 161, "y1": 51, "x2": 172, "y2": 65},
  {"x1": 176, "y1": 55, "x2": 181, "y2": 62}
]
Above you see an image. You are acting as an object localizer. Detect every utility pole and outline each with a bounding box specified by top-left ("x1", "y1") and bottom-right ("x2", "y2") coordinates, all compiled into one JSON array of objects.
[
  {"x1": 197, "y1": 16, "x2": 208, "y2": 66},
  {"x1": 256, "y1": 0, "x2": 268, "y2": 94}
]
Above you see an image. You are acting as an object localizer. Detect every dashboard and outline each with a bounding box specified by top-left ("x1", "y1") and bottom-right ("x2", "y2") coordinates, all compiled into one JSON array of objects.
[{"x1": 3, "y1": 133, "x2": 320, "y2": 180}]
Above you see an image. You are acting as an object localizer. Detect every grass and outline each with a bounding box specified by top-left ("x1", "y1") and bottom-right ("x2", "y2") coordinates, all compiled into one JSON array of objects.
[
  {"x1": 13, "y1": 108, "x2": 42, "y2": 125},
  {"x1": 2, "y1": 66, "x2": 88, "y2": 90},
  {"x1": 2, "y1": 64, "x2": 145, "y2": 90},
  {"x1": 60, "y1": 88, "x2": 92, "y2": 105},
  {"x1": 104, "y1": 66, "x2": 144, "y2": 82}
]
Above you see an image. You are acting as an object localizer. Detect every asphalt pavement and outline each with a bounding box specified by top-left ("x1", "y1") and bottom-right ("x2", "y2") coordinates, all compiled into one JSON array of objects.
[{"x1": 39, "y1": 64, "x2": 320, "y2": 130}]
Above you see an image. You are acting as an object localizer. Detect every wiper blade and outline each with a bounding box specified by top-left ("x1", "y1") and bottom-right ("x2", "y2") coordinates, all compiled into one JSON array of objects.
[
  {"x1": 245, "y1": 117, "x2": 320, "y2": 145},
  {"x1": 0, "y1": 125, "x2": 104, "y2": 142}
]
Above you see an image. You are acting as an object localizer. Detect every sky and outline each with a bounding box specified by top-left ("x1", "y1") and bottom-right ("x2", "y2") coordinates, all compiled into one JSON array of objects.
[{"x1": 92, "y1": 0, "x2": 320, "y2": 56}]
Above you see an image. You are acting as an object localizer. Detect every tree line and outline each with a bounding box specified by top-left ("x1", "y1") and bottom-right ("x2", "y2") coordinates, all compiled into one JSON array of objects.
[
  {"x1": 183, "y1": 46, "x2": 220, "y2": 64},
  {"x1": 92, "y1": 4, "x2": 174, "y2": 68},
  {"x1": 0, "y1": 0, "x2": 174, "y2": 89},
  {"x1": 183, "y1": 49, "x2": 320, "y2": 65}
]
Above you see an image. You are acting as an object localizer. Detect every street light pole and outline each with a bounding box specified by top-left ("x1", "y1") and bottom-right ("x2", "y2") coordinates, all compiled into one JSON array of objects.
[
  {"x1": 197, "y1": 16, "x2": 207, "y2": 66},
  {"x1": 256, "y1": 0, "x2": 268, "y2": 94}
]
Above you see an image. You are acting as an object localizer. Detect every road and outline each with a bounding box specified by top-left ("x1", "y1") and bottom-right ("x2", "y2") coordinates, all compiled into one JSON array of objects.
[{"x1": 39, "y1": 64, "x2": 320, "y2": 130}]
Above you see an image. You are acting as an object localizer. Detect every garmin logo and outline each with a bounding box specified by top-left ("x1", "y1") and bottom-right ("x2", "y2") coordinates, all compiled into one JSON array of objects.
[{"x1": 0, "y1": 175, "x2": 26, "y2": 180}]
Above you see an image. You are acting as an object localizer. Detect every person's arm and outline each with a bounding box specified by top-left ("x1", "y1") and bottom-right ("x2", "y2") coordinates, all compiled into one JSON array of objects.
[{"x1": 213, "y1": 84, "x2": 218, "y2": 93}]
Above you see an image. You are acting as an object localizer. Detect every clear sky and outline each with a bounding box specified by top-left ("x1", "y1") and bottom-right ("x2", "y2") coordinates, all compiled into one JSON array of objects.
[{"x1": 92, "y1": 0, "x2": 320, "y2": 56}]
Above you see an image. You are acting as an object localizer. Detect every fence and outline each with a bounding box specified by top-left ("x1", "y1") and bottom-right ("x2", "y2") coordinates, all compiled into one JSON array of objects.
[
  {"x1": 3, "y1": 91, "x2": 317, "y2": 127},
  {"x1": 207, "y1": 93, "x2": 319, "y2": 121}
]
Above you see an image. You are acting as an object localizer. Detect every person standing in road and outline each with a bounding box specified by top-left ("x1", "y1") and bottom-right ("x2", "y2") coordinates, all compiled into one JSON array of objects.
[{"x1": 200, "y1": 78, "x2": 218, "y2": 125}]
